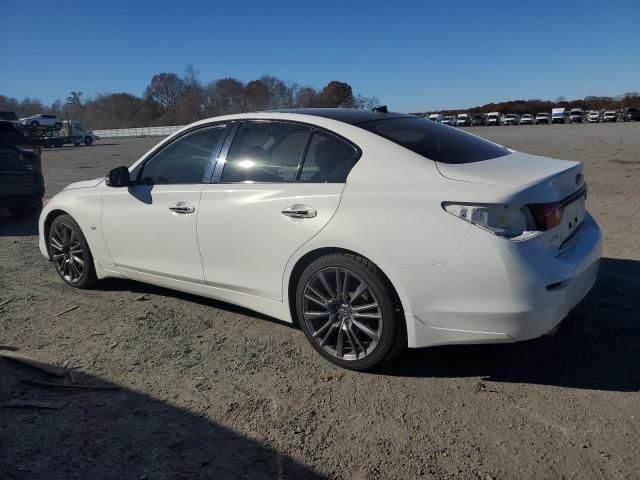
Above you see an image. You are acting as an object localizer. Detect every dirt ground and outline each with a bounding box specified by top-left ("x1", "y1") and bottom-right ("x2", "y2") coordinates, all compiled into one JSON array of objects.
[{"x1": 1, "y1": 123, "x2": 638, "y2": 479}]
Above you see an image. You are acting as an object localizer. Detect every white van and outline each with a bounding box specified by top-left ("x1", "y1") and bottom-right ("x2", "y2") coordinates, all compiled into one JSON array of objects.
[
  {"x1": 486, "y1": 112, "x2": 501, "y2": 126},
  {"x1": 428, "y1": 113, "x2": 443, "y2": 122}
]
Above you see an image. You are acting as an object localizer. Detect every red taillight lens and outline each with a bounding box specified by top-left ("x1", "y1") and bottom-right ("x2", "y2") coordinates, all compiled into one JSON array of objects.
[{"x1": 529, "y1": 202, "x2": 564, "y2": 230}]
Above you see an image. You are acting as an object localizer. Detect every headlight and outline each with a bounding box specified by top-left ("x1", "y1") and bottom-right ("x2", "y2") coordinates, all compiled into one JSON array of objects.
[{"x1": 443, "y1": 203, "x2": 538, "y2": 240}]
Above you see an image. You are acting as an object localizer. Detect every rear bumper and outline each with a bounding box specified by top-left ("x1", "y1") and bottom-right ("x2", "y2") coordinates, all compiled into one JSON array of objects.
[
  {"x1": 388, "y1": 214, "x2": 602, "y2": 348},
  {"x1": 0, "y1": 177, "x2": 45, "y2": 206}
]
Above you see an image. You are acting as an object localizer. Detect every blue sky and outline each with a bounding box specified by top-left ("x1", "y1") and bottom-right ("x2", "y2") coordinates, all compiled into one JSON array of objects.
[{"x1": 1, "y1": 0, "x2": 638, "y2": 112}]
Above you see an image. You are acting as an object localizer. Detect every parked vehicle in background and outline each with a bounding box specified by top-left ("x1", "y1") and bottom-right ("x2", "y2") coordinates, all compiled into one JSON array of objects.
[
  {"x1": 503, "y1": 114, "x2": 520, "y2": 126},
  {"x1": 622, "y1": 107, "x2": 640, "y2": 122},
  {"x1": 60, "y1": 120, "x2": 100, "y2": 146},
  {"x1": 0, "y1": 111, "x2": 19, "y2": 123},
  {"x1": 428, "y1": 113, "x2": 443, "y2": 122},
  {"x1": 471, "y1": 113, "x2": 486, "y2": 126},
  {"x1": 37, "y1": 108, "x2": 602, "y2": 370},
  {"x1": 520, "y1": 114, "x2": 534, "y2": 125},
  {"x1": 603, "y1": 111, "x2": 618, "y2": 122},
  {"x1": 486, "y1": 112, "x2": 501, "y2": 126},
  {"x1": 441, "y1": 115, "x2": 457, "y2": 126},
  {"x1": 20, "y1": 114, "x2": 63, "y2": 130},
  {"x1": 551, "y1": 108, "x2": 569, "y2": 124},
  {"x1": 456, "y1": 113, "x2": 471, "y2": 126},
  {"x1": 570, "y1": 108, "x2": 585, "y2": 123},
  {"x1": 587, "y1": 111, "x2": 601, "y2": 123},
  {"x1": 0, "y1": 121, "x2": 44, "y2": 218},
  {"x1": 536, "y1": 112, "x2": 551, "y2": 124}
]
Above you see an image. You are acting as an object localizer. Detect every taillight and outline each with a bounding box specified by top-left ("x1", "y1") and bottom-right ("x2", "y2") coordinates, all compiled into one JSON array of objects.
[{"x1": 529, "y1": 202, "x2": 564, "y2": 230}]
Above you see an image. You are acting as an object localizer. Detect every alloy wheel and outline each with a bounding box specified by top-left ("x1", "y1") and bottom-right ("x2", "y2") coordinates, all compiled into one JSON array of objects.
[
  {"x1": 49, "y1": 223, "x2": 85, "y2": 283},
  {"x1": 302, "y1": 267, "x2": 383, "y2": 361}
]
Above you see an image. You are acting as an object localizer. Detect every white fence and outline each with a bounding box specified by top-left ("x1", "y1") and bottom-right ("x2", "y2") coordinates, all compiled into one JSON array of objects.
[{"x1": 94, "y1": 125, "x2": 185, "y2": 139}]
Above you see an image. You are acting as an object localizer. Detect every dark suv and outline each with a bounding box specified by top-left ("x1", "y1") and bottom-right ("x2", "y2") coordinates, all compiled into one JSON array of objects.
[
  {"x1": 623, "y1": 107, "x2": 640, "y2": 122},
  {"x1": 0, "y1": 121, "x2": 44, "y2": 217}
]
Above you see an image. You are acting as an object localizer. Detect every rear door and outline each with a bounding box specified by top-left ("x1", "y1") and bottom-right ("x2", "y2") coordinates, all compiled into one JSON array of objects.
[{"x1": 197, "y1": 121, "x2": 360, "y2": 301}]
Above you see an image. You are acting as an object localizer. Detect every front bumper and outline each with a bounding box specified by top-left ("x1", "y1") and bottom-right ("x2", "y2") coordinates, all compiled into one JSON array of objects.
[{"x1": 388, "y1": 214, "x2": 602, "y2": 348}]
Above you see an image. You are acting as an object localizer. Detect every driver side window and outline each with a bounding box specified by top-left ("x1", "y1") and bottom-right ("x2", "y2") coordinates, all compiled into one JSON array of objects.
[{"x1": 138, "y1": 126, "x2": 226, "y2": 185}]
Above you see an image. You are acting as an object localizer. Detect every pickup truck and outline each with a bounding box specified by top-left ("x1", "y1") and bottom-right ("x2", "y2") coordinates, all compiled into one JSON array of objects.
[
  {"x1": 503, "y1": 113, "x2": 520, "y2": 126},
  {"x1": 0, "y1": 121, "x2": 44, "y2": 218},
  {"x1": 535, "y1": 112, "x2": 551, "y2": 124},
  {"x1": 520, "y1": 114, "x2": 534, "y2": 125}
]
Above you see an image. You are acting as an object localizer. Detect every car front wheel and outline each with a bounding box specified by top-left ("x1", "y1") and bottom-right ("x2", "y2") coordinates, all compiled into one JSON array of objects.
[
  {"x1": 48, "y1": 214, "x2": 97, "y2": 289},
  {"x1": 84, "y1": 136, "x2": 93, "y2": 146},
  {"x1": 296, "y1": 253, "x2": 405, "y2": 371}
]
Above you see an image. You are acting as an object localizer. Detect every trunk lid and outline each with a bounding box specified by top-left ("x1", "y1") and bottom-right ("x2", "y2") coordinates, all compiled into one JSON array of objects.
[
  {"x1": 436, "y1": 150, "x2": 587, "y2": 253},
  {"x1": 436, "y1": 150, "x2": 583, "y2": 202}
]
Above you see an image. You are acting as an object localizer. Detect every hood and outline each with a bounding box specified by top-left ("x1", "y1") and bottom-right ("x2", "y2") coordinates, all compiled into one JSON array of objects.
[
  {"x1": 63, "y1": 177, "x2": 104, "y2": 190},
  {"x1": 436, "y1": 150, "x2": 583, "y2": 203}
]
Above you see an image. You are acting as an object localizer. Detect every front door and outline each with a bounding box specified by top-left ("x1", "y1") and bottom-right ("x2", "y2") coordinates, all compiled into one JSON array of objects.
[{"x1": 101, "y1": 124, "x2": 228, "y2": 282}]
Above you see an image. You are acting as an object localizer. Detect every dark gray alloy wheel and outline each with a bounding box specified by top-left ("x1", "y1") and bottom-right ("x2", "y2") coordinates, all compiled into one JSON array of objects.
[
  {"x1": 296, "y1": 253, "x2": 405, "y2": 370},
  {"x1": 303, "y1": 266, "x2": 383, "y2": 361},
  {"x1": 48, "y1": 214, "x2": 97, "y2": 288}
]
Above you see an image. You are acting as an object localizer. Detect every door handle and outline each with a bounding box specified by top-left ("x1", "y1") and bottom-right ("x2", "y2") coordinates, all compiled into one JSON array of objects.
[
  {"x1": 281, "y1": 204, "x2": 317, "y2": 219},
  {"x1": 169, "y1": 203, "x2": 196, "y2": 214}
]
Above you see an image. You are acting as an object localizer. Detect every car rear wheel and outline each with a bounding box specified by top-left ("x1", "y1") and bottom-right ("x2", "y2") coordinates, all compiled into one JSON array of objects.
[
  {"x1": 48, "y1": 214, "x2": 97, "y2": 289},
  {"x1": 84, "y1": 136, "x2": 93, "y2": 146},
  {"x1": 296, "y1": 253, "x2": 405, "y2": 371}
]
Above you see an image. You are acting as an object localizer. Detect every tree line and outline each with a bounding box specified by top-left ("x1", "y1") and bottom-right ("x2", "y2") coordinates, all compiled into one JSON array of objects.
[
  {"x1": 2, "y1": 66, "x2": 638, "y2": 128},
  {"x1": 0, "y1": 66, "x2": 380, "y2": 129},
  {"x1": 413, "y1": 93, "x2": 640, "y2": 117}
]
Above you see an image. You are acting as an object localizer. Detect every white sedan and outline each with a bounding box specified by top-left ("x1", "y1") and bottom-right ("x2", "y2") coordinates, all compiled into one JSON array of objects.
[
  {"x1": 20, "y1": 114, "x2": 63, "y2": 130},
  {"x1": 38, "y1": 109, "x2": 602, "y2": 370}
]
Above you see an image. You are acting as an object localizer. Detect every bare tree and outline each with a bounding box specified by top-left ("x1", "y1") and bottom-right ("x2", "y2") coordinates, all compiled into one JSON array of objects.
[{"x1": 144, "y1": 73, "x2": 185, "y2": 111}]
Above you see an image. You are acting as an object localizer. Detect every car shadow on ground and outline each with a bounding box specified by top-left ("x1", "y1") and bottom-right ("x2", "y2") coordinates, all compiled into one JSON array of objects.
[
  {"x1": 0, "y1": 209, "x2": 39, "y2": 236},
  {"x1": 380, "y1": 257, "x2": 640, "y2": 392},
  {"x1": 0, "y1": 359, "x2": 322, "y2": 479}
]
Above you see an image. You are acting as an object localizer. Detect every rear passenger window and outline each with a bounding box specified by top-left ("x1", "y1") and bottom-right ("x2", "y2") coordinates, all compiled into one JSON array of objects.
[
  {"x1": 299, "y1": 131, "x2": 359, "y2": 183},
  {"x1": 221, "y1": 122, "x2": 311, "y2": 183}
]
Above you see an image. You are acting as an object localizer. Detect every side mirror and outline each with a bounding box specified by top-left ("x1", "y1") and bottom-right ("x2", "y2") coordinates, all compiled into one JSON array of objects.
[{"x1": 105, "y1": 166, "x2": 131, "y2": 187}]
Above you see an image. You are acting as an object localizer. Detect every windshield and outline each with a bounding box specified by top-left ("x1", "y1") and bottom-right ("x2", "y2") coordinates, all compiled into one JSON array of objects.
[{"x1": 357, "y1": 117, "x2": 509, "y2": 164}]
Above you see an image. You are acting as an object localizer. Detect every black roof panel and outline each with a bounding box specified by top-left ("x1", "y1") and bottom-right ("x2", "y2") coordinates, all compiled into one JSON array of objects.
[{"x1": 270, "y1": 108, "x2": 414, "y2": 125}]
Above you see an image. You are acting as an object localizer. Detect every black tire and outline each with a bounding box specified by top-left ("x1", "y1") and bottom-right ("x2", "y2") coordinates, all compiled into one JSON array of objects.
[
  {"x1": 54, "y1": 122, "x2": 63, "y2": 130},
  {"x1": 48, "y1": 214, "x2": 97, "y2": 289},
  {"x1": 295, "y1": 253, "x2": 405, "y2": 371},
  {"x1": 73, "y1": 140, "x2": 81, "y2": 146},
  {"x1": 84, "y1": 136, "x2": 93, "y2": 146},
  {"x1": 8, "y1": 204, "x2": 41, "y2": 218},
  {"x1": 30, "y1": 120, "x2": 39, "y2": 128}
]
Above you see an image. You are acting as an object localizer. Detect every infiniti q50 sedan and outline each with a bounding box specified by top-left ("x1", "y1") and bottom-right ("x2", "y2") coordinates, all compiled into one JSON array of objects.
[{"x1": 38, "y1": 109, "x2": 602, "y2": 370}]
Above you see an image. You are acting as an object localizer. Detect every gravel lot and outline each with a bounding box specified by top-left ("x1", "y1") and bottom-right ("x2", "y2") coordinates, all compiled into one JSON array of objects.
[{"x1": 1, "y1": 123, "x2": 638, "y2": 479}]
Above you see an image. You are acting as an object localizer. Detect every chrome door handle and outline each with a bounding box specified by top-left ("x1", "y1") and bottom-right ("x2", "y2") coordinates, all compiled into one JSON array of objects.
[
  {"x1": 169, "y1": 203, "x2": 196, "y2": 214},
  {"x1": 281, "y1": 204, "x2": 317, "y2": 219}
]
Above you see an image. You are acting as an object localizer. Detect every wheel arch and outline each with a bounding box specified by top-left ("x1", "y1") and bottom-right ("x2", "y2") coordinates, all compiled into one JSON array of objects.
[
  {"x1": 43, "y1": 208, "x2": 70, "y2": 257},
  {"x1": 286, "y1": 247, "x2": 407, "y2": 331}
]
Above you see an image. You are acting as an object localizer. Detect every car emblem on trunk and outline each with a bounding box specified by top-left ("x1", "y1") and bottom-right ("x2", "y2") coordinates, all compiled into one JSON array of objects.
[{"x1": 575, "y1": 173, "x2": 583, "y2": 185}]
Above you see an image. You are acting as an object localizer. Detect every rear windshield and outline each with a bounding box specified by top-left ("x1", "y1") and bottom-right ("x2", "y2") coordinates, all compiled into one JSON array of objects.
[{"x1": 357, "y1": 117, "x2": 509, "y2": 164}]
